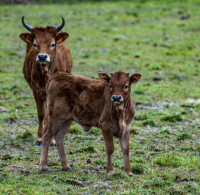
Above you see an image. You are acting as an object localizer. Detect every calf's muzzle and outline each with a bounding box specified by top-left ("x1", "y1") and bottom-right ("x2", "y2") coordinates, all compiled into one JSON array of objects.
[{"x1": 112, "y1": 95, "x2": 122, "y2": 103}]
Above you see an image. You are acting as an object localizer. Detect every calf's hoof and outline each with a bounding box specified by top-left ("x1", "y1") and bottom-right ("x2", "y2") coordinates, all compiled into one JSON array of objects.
[
  {"x1": 106, "y1": 168, "x2": 113, "y2": 174},
  {"x1": 40, "y1": 169, "x2": 50, "y2": 173},
  {"x1": 62, "y1": 168, "x2": 73, "y2": 172},
  {"x1": 68, "y1": 168, "x2": 73, "y2": 172},
  {"x1": 36, "y1": 137, "x2": 43, "y2": 146},
  {"x1": 128, "y1": 172, "x2": 133, "y2": 177}
]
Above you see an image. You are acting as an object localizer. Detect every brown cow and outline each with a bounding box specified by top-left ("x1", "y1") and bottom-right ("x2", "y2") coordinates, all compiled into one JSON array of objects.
[
  {"x1": 19, "y1": 17, "x2": 72, "y2": 145},
  {"x1": 40, "y1": 71, "x2": 141, "y2": 176}
]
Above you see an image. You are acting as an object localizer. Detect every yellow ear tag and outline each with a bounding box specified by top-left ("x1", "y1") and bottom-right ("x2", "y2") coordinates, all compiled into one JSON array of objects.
[
  {"x1": 26, "y1": 39, "x2": 32, "y2": 43},
  {"x1": 56, "y1": 38, "x2": 62, "y2": 43}
]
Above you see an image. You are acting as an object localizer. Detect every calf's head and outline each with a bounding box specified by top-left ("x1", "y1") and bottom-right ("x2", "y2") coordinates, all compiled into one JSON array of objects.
[
  {"x1": 98, "y1": 71, "x2": 141, "y2": 105},
  {"x1": 19, "y1": 16, "x2": 69, "y2": 65}
]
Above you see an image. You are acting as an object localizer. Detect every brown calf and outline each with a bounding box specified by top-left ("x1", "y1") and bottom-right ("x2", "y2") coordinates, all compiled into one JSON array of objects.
[
  {"x1": 19, "y1": 17, "x2": 72, "y2": 145},
  {"x1": 41, "y1": 71, "x2": 141, "y2": 175}
]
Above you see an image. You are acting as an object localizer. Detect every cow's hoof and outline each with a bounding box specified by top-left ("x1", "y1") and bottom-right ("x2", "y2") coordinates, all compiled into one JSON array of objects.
[
  {"x1": 40, "y1": 169, "x2": 50, "y2": 173},
  {"x1": 62, "y1": 168, "x2": 73, "y2": 172},
  {"x1": 50, "y1": 144, "x2": 56, "y2": 147},
  {"x1": 35, "y1": 142, "x2": 42, "y2": 146}
]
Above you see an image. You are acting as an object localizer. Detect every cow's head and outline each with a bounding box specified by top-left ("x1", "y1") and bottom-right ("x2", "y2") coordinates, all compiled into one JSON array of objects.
[
  {"x1": 98, "y1": 71, "x2": 141, "y2": 105},
  {"x1": 19, "y1": 16, "x2": 69, "y2": 65}
]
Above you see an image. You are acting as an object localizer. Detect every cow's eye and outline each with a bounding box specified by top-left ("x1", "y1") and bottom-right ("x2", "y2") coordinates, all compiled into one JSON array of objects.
[
  {"x1": 51, "y1": 43, "x2": 56, "y2": 48},
  {"x1": 109, "y1": 84, "x2": 112, "y2": 91},
  {"x1": 33, "y1": 43, "x2": 37, "y2": 48},
  {"x1": 124, "y1": 84, "x2": 129, "y2": 89}
]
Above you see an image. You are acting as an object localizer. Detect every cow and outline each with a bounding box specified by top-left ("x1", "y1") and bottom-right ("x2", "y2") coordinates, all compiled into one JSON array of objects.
[
  {"x1": 40, "y1": 71, "x2": 141, "y2": 176},
  {"x1": 19, "y1": 17, "x2": 73, "y2": 145}
]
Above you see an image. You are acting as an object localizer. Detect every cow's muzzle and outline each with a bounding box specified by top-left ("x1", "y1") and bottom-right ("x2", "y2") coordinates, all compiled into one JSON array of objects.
[
  {"x1": 112, "y1": 95, "x2": 123, "y2": 104},
  {"x1": 36, "y1": 53, "x2": 50, "y2": 64}
]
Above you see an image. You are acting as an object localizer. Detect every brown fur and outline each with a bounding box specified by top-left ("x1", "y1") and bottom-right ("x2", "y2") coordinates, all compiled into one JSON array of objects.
[
  {"x1": 20, "y1": 26, "x2": 72, "y2": 143},
  {"x1": 41, "y1": 71, "x2": 141, "y2": 175}
]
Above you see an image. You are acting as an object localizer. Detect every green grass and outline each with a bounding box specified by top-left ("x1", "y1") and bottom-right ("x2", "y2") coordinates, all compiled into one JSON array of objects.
[
  {"x1": 176, "y1": 132, "x2": 192, "y2": 141},
  {"x1": 1, "y1": 0, "x2": 200, "y2": 194}
]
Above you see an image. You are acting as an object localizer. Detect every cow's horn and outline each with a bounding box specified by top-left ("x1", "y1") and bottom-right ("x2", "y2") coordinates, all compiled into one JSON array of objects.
[
  {"x1": 56, "y1": 17, "x2": 65, "y2": 32},
  {"x1": 22, "y1": 16, "x2": 33, "y2": 32},
  {"x1": 126, "y1": 72, "x2": 129, "y2": 76},
  {"x1": 110, "y1": 72, "x2": 113, "y2": 76}
]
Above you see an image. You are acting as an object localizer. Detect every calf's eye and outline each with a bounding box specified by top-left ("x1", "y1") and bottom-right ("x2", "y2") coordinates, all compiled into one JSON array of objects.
[
  {"x1": 33, "y1": 43, "x2": 37, "y2": 48},
  {"x1": 109, "y1": 85, "x2": 112, "y2": 90},
  {"x1": 124, "y1": 84, "x2": 129, "y2": 89}
]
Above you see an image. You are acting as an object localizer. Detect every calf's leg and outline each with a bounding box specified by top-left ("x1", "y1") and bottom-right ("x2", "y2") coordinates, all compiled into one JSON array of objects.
[
  {"x1": 40, "y1": 122, "x2": 59, "y2": 171},
  {"x1": 40, "y1": 131, "x2": 53, "y2": 171},
  {"x1": 102, "y1": 129, "x2": 114, "y2": 173},
  {"x1": 55, "y1": 120, "x2": 73, "y2": 171},
  {"x1": 119, "y1": 129, "x2": 133, "y2": 176},
  {"x1": 33, "y1": 90, "x2": 45, "y2": 145},
  {"x1": 43, "y1": 110, "x2": 56, "y2": 147}
]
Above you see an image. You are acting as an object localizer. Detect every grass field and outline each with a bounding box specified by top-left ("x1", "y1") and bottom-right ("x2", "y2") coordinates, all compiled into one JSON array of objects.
[{"x1": 0, "y1": 0, "x2": 200, "y2": 194}]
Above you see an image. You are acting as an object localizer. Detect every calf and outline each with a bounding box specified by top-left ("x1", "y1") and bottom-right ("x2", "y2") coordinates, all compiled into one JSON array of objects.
[
  {"x1": 41, "y1": 71, "x2": 141, "y2": 175},
  {"x1": 19, "y1": 17, "x2": 72, "y2": 145}
]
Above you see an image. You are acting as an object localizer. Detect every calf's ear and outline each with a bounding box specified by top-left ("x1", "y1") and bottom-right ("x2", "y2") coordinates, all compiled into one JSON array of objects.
[
  {"x1": 56, "y1": 32, "x2": 69, "y2": 44},
  {"x1": 19, "y1": 33, "x2": 33, "y2": 43},
  {"x1": 130, "y1": 73, "x2": 142, "y2": 83},
  {"x1": 98, "y1": 72, "x2": 110, "y2": 83}
]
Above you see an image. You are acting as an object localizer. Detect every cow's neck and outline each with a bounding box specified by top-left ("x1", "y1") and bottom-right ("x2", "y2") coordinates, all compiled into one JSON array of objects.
[
  {"x1": 41, "y1": 60, "x2": 57, "y2": 84},
  {"x1": 111, "y1": 95, "x2": 132, "y2": 138}
]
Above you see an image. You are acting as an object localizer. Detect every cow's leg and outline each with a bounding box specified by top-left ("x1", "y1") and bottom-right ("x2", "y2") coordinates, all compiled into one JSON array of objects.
[
  {"x1": 119, "y1": 129, "x2": 133, "y2": 176},
  {"x1": 55, "y1": 120, "x2": 73, "y2": 171},
  {"x1": 33, "y1": 90, "x2": 45, "y2": 145},
  {"x1": 102, "y1": 128, "x2": 114, "y2": 174}
]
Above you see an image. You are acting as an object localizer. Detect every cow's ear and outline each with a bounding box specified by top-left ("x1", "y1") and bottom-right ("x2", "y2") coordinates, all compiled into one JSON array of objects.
[
  {"x1": 98, "y1": 72, "x2": 110, "y2": 83},
  {"x1": 130, "y1": 73, "x2": 142, "y2": 84},
  {"x1": 19, "y1": 33, "x2": 33, "y2": 43},
  {"x1": 56, "y1": 32, "x2": 69, "y2": 44}
]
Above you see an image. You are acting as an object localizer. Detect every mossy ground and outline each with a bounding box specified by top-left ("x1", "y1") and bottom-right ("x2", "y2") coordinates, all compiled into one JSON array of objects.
[{"x1": 0, "y1": 0, "x2": 200, "y2": 194}]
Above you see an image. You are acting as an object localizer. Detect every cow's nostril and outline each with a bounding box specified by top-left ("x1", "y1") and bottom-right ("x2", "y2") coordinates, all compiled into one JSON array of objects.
[{"x1": 38, "y1": 54, "x2": 47, "y2": 61}]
